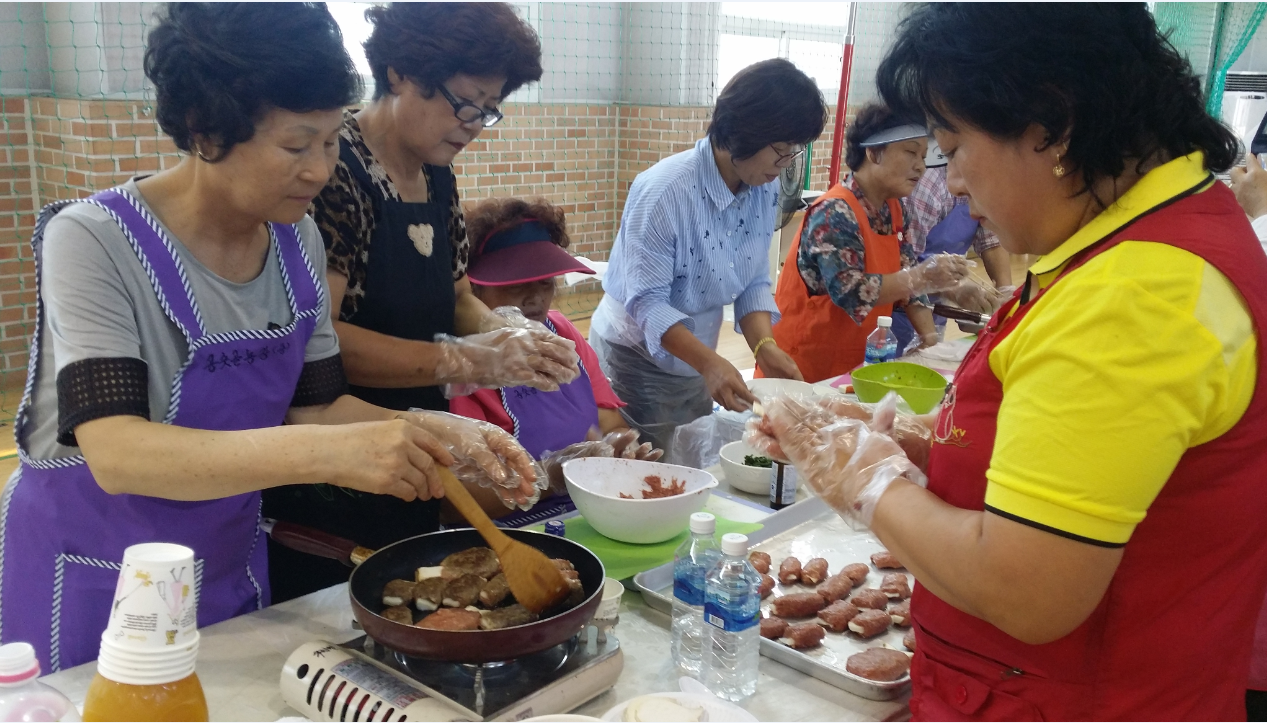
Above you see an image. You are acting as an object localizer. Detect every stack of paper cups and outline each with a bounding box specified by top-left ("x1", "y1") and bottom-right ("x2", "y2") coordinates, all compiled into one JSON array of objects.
[{"x1": 97, "y1": 543, "x2": 199, "y2": 685}]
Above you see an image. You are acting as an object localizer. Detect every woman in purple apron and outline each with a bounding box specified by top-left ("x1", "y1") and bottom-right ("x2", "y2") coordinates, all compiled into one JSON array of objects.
[
  {"x1": 0, "y1": 3, "x2": 536, "y2": 673},
  {"x1": 450, "y1": 199, "x2": 663, "y2": 525}
]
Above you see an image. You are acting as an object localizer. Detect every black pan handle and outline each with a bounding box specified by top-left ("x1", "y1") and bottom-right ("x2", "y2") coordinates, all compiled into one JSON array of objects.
[
  {"x1": 261, "y1": 518, "x2": 375, "y2": 567},
  {"x1": 932, "y1": 303, "x2": 989, "y2": 326}
]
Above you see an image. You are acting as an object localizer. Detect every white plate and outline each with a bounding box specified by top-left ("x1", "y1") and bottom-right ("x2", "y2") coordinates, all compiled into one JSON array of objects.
[{"x1": 602, "y1": 692, "x2": 756, "y2": 723}]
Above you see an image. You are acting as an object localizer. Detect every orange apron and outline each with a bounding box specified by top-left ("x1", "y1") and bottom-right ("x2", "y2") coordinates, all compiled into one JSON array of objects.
[{"x1": 760, "y1": 184, "x2": 904, "y2": 383}]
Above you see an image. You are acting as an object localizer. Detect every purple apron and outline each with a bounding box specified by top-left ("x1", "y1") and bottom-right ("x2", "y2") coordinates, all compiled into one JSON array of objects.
[
  {"x1": 0, "y1": 189, "x2": 323, "y2": 672},
  {"x1": 893, "y1": 202, "x2": 982, "y2": 351},
  {"x1": 494, "y1": 319, "x2": 597, "y2": 528}
]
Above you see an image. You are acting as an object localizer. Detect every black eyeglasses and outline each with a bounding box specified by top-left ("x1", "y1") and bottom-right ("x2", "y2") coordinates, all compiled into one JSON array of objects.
[
  {"x1": 436, "y1": 85, "x2": 504, "y2": 128},
  {"x1": 770, "y1": 144, "x2": 807, "y2": 167}
]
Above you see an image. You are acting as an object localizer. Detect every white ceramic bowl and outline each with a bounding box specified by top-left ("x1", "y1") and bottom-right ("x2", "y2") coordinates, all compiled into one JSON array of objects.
[
  {"x1": 747, "y1": 377, "x2": 819, "y2": 402},
  {"x1": 561, "y1": 458, "x2": 718, "y2": 544},
  {"x1": 718, "y1": 441, "x2": 774, "y2": 495}
]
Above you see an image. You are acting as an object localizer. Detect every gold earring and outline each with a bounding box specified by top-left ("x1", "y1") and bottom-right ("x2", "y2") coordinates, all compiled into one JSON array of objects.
[{"x1": 1053, "y1": 146, "x2": 1068, "y2": 178}]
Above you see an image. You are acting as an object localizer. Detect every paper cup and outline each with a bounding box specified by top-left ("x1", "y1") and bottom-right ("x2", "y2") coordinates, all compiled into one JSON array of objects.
[
  {"x1": 594, "y1": 577, "x2": 624, "y2": 622},
  {"x1": 102, "y1": 543, "x2": 198, "y2": 650}
]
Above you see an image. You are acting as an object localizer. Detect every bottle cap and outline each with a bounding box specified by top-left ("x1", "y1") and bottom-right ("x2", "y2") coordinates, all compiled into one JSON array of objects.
[
  {"x1": 544, "y1": 520, "x2": 566, "y2": 537},
  {"x1": 877, "y1": 316, "x2": 892, "y2": 328},
  {"x1": 720, "y1": 532, "x2": 749, "y2": 556},
  {"x1": 0, "y1": 643, "x2": 38, "y2": 684},
  {"x1": 689, "y1": 512, "x2": 716, "y2": 534}
]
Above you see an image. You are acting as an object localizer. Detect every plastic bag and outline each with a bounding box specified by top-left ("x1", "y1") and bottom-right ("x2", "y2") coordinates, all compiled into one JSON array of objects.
[{"x1": 410, "y1": 409, "x2": 546, "y2": 511}]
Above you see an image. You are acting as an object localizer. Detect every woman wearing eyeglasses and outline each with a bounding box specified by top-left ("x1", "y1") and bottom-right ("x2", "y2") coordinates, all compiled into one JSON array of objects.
[
  {"x1": 589, "y1": 59, "x2": 826, "y2": 453},
  {"x1": 263, "y1": 2, "x2": 578, "y2": 602}
]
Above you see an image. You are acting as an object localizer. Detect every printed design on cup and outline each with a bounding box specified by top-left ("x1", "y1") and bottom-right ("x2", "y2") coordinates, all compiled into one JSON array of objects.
[{"x1": 109, "y1": 561, "x2": 197, "y2": 646}]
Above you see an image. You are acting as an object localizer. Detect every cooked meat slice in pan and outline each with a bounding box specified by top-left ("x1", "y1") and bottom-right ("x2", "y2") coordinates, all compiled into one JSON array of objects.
[
  {"x1": 381, "y1": 605, "x2": 413, "y2": 625},
  {"x1": 442, "y1": 573, "x2": 484, "y2": 608},
  {"x1": 441, "y1": 547, "x2": 500, "y2": 581},
  {"x1": 413, "y1": 577, "x2": 446, "y2": 611},
  {"x1": 479, "y1": 604, "x2": 539, "y2": 630},
  {"x1": 479, "y1": 573, "x2": 511, "y2": 608},
  {"x1": 382, "y1": 579, "x2": 415, "y2": 608}
]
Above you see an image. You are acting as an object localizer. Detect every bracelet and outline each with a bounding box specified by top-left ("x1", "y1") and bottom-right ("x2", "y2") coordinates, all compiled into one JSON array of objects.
[{"x1": 753, "y1": 336, "x2": 778, "y2": 357}]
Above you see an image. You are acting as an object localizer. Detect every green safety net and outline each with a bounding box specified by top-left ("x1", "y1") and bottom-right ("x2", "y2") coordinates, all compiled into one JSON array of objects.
[{"x1": 1205, "y1": 2, "x2": 1267, "y2": 118}]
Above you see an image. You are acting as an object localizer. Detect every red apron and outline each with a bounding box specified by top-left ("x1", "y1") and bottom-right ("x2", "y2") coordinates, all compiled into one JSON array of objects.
[
  {"x1": 911, "y1": 180, "x2": 1267, "y2": 720},
  {"x1": 761, "y1": 184, "x2": 903, "y2": 383}
]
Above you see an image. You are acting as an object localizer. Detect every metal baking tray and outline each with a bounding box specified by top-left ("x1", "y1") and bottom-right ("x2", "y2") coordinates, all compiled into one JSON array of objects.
[{"x1": 633, "y1": 497, "x2": 913, "y2": 701}]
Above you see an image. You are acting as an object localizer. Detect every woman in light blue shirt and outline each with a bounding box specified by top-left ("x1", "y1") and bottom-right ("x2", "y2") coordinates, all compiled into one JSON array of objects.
[{"x1": 590, "y1": 59, "x2": 827, "y2": 451}]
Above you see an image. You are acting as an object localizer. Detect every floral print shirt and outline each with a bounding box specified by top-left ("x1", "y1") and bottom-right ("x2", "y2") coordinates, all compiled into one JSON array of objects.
[{"x1": 795, "y1": 174, "x2": 923, "y2": 325}]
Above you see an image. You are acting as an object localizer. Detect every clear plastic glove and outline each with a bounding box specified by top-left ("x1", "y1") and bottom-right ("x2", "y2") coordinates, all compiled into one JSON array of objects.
[
  {"x1": 746, "y1": 392, "x2": 926, "y2": 528},
  {"x1": 538, "y1": 428, "x2": 664, "y2": 494},
  {"x1": 478, "y1": 305, "x2": 550, "y2": 334},
  {"x1": 940, "y1": 279, "x2": 1007, "y2": 316},
  {"x1": 893, "y1": 253, "x2": 971, "y2": 297},
  {"x1": 436, "y1": 312, "x2": 581, "y2": 398},
  {"x1": 408, "y1": 410, "x2": 545, "y2": 510}
]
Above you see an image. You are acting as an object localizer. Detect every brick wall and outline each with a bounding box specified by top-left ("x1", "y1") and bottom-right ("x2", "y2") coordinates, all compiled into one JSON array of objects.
[{"x1": 0, "y1": 96, "x2": 849, "y2": 383}]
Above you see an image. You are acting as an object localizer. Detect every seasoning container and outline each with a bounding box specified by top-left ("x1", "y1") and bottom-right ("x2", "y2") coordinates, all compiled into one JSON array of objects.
[
  {"x1": 769, "y1": 461, "x2": 797, "y2": 510},
  {"x1": 544, "y1": 520, "x2": 566, "y2": 537}
]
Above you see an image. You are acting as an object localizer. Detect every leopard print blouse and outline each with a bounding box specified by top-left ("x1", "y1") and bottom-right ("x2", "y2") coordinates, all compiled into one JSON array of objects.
[{"x1": 309, "y1": 110, "x2": 470, "y2": 321}]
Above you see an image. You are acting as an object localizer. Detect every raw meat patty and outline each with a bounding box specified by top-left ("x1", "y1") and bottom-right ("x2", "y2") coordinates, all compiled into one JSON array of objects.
[
  {"x1": 816, "y1": 574, "x2": 853, "y2": 604},
  {"x1": 441, "y1": 547, "x2": 500, "y2": 581},
  {"x1": 880, "y1": 573, "x2": 911, "y2": 600},
  {"x1": 417, "y1": 608, "x2": 482, "y2": 631},
  {"x1": 903, "y1": 629, "x2": 917, "y2": 651},
  {"x1": 759, "y1": 616, "x2": 788, "y2": 640},
  {"x1": 778, "y1": 557, "x2": 802, "y2": 584},
  {"x1": 889, "y1": 600, "x2": 911, "y2": 627},
  {"x1": 479, "y1": 604, "x2": 538, "y2": 630},
  {"x1": 816, "y1": 601, "x2": 861, "y2": 633},
  {"x1": 749, "y1": 551, "x2": 772, "y2": 574},
  {"x1": 442, "y1": 573, "x2": 484, "y2": 608},
  {"x1": 846, "y1": 648, "x2": 911, "y2": 682},
  {"x1": 847, "y1": 609, "x2": 892, "y2": 638},
  {"x1": 758, "y1": 574, "x2": 776, "y2": 599},
  {"x1": 850, "y1": 588, "x2": 889, "y2": 610},
  {"x1": 841, "y1": 563, "x2": 870, "y2": 586},
  {"x1": 871, "y1": 550, "x2": 904, "y2": 569},
  {"x1": 772, "y1": 592, "x2": 826, "y2": 618},
  {"x1": 801, "y1": 558, "x2": 829, "y2": 585},
  {"x1": 781, "y1": 622, "x2": 826, "y2": 649}
]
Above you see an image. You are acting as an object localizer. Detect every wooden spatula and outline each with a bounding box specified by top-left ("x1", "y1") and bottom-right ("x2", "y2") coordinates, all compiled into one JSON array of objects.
[{"x1": 438, "y1": 467, "x2": 570, "y2": 613}]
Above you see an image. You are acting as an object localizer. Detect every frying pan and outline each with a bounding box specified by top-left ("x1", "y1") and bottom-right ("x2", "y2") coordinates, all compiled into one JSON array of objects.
[{"x1": 264, "y1": 521, "x2": 605, "y2": 663}]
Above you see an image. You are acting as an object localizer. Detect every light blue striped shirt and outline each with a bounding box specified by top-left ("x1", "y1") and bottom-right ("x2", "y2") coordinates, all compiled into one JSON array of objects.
[{"x1": 591, "y1": 137, "x2": 780, "y2": 375}]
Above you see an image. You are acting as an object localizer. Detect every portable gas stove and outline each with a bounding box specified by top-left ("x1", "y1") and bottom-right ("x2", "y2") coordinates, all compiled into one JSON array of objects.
[{"x1": 280, "y1": 626, "x2": 623, "y2": 722}]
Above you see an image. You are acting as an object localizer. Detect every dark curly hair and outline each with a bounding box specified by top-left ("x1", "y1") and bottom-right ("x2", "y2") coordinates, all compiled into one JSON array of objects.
[
  {"x1": 466, "y1": 198, "x2": 570, "y2": 258},
  {"x1": 844, "y1": 103, "x2": 920, "y2": 171},
  {"x1": 363, "y1": 3, "x2": 542, "y2": 101},
  {"x1": 708, "y1": 58, "x2": 829, "y2": 161},
  {"x1": 144, "y1": 3, "x2": 361, "y2": 161},
  {"x1": 875, "y1": 3, "x2": 1240, "y2": 198}
]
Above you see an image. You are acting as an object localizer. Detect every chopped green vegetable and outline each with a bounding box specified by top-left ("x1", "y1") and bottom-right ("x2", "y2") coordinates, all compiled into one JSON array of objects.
[{"x1": 743, "y1": 454, "x2": 772, "y2": 468}]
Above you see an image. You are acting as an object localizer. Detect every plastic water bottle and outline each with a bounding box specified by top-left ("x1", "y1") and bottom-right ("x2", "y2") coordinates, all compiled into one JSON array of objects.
[
  {"x1": 702, "y1": 533, "x2": 762, "y2": 701},
  {"x1": 671, "y1": 512, "x2": 721, "y2": 675},
  {"x1": 864, "y1": 315, "x2": 898, "y2": 365},
  {"x1": 0, "y1": 643, "x2": 80, "y2": 722}
]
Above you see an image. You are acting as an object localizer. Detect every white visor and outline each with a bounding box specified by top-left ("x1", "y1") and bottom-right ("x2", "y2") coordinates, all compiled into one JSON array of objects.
[
  {"x1": 925, "y1": 140, "x2": 947, "y2": 168},
  {"x1": 859, "y1": 123, "x2": 929, "y2": 148}
]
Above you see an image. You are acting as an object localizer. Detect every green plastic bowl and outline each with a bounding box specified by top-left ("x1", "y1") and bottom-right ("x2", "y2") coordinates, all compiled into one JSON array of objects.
[{"x1": 851, "y1": 361, "x2": 949, "y2": 414}]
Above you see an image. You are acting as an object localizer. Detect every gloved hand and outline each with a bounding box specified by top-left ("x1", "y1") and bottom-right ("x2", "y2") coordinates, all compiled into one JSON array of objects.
[
  {"x1": 893, "y1": 253, "x2": 971, "y2": 297},
  {"x1": 746, "y1": 393, "x2": 927, "y2": 528},
  {"x1": 538, "y1": 429, "x2": 664, "y2": 494},
  {"x1": 436, "y1": 309, "x2": 581, "y2": 397},
  {"x1": 407, "y1": 410, "x2": 546, "y2": 510},
  {"x1": 939, "y1": 279, "x2": 1008, "y2": 316}
]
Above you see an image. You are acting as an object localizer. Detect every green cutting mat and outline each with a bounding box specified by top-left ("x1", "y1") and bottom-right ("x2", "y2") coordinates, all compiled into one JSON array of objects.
[{"x1": 533, "y1": 516, "x2": 763, "y2": 581}]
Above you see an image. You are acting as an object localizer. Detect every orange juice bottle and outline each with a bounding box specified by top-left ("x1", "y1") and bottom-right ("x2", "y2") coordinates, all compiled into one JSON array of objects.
[{"x1": 81, "y1": 637, "x2": 207, "y2": 722}]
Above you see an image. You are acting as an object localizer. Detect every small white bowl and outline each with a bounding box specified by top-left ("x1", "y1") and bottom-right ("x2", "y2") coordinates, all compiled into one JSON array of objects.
[
  {"x1": 562, "y1": 458, "x2": 718, "y2": 544},
  {"x1": 718, "y1": 441, "x2": 774, "y2": 495},
  {"x1": 602, "y1": 692, "x2": 757, "y2": 722}
]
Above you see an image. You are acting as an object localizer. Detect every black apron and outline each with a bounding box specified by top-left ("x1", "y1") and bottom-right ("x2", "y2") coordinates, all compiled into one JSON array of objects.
[{"x1": 263, "y1": 139, "x2": 458, "y2": 603}]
